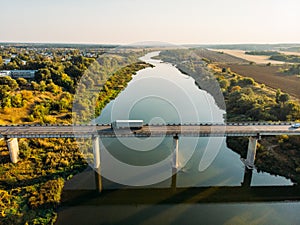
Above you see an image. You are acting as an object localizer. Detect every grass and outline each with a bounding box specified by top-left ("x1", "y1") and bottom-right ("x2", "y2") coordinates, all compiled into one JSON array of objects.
[
  {"x1": 0, "y1": 138, "x2": 87, "y2": 225},
  {"x1": 0, "y1": 90, "x2": 67, "y2": 125}
]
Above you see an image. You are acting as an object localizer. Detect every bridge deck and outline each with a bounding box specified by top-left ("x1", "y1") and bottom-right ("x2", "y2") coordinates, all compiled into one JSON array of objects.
[{"x1": 0, "y1": 124, "x2": 300, "y2": 138}]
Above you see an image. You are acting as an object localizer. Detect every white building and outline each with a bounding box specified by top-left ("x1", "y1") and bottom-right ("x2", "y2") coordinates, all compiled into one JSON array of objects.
[
  {"x1": 0, "y1": 70, "x2": 11, "y2": 77},
  {"x1": 11, "y1": 70, "x2": 36, "y2": 79},
  {"x1": 0, "y1": 70, "x2": 36, "y2": 79}
]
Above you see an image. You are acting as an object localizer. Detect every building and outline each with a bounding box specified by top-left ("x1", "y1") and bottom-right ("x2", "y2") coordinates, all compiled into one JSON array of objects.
[
  {"x1": 0, "y1": 70, "x2": 36, "y2": 79},
  {"x1": 0, "y1": 70, "x2": 11, "y2": 77},
  {"x1": 11, "y1": 70, "x2": 36, "y2": 79},
  {"x1": 3, "y1": 59, "x2": 11, "y2": 65}
]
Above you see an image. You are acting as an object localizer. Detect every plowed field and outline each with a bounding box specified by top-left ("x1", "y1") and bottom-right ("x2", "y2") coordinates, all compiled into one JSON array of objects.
[{"x1": 226, "y1": 64, "x2": 300, "y2": 99}]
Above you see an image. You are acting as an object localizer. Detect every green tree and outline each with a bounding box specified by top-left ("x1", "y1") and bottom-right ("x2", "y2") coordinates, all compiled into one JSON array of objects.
[
  {"x1": 46, "y1": 81, "x2": 61, "y2": 94},
  {"x1": 0, "y1": 85, "x2": 10, "y2": 99},
  {"x1": 64, "y1": 65, "x2": 83, "y2": 82},
  {"x1": 11, "y1": 93, "x2": 23, "y2": 107},
  {"x1": 35, "y1": 68, "x2": 51, "y2": 82},
  {"x1": 219, "y1": 79, "x2": 230, "y2": 90},
  {"x1": 51, "y1": 72, "x2": 74, "y2": 93},
  {"x1": 16, "y1": 78, "x2": 28, "y2": 87},
  {"x1": 0, "y1": 76, "x2": 19, "y2": 90},
  {"x1": 31, "y1": 81, "x2": 40, "y2": 91},
  {"x1": 32, "y1": 104, "x2": 50, "y2": 118},
  {"x1": 239, "y1": 77, "x2": 255, "y2": 86},
  {"x1": 278, "y1": 93, "x2": 290, "y2": 104},
  {"x1": 39, "y1": 81, "x2": 47, "y2": 92},
  {"x1": 2, "y1": 95, "x2": 12, "y2": 108}
]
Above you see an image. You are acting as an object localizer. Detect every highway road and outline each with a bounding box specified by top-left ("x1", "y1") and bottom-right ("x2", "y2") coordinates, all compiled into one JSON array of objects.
[{"x1": 0, "y1": 123, "x2": 300, "y2": 138}]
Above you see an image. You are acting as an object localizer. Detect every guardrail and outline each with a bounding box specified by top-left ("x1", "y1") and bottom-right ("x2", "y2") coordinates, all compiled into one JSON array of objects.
[{"x1": 0, "y1": 122, "x2": 295, "y2": 127}]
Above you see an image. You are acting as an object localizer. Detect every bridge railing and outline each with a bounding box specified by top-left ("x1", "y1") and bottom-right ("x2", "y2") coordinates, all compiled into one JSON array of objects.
[{"x1": 0, "y1": 121, "x2": 294, "y2": 127}]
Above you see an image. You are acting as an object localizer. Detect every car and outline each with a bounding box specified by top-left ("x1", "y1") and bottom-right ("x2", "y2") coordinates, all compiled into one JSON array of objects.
[{"x1": 291, "y1": 123, "x2": 300, "y2": 128}]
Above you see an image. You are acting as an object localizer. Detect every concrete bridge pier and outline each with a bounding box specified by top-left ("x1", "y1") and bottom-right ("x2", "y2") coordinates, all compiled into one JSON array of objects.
[
  {"x1": 171, "y1": 135, "x2": 179, "y2": 191},
  {"x1": 245, "y1": 136, "x2": 260, "y2": 169},
  {"x1": 6, "y1": 138, "x2": 19, "y2": 163},
  {"x1": 172, "y1": 135, "x2": 179, "y2": 170},
  {"x1": 241, "y1": 167, "x2": 253, "y2": 188},
  {"x1": 92, "y1": 135, "x2": 102, "y2": 192}
]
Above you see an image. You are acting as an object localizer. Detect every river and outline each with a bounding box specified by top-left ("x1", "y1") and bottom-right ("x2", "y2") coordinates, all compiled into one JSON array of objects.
[{"x1": 56, "y1": 51, "x2": 299, "y2": 225}]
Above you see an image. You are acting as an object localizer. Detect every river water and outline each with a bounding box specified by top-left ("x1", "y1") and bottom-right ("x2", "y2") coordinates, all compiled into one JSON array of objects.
[
  {"x1": 95, "y1": 51, "x2": 291, "y2": 188},
  {"x1": 56, "y1": 52, "x2": 299, "y2": 225}
]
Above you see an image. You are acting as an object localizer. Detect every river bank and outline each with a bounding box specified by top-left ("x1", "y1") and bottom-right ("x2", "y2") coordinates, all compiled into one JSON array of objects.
[{"x1": 156, "y1": 49, "x2": 300, "y2": 184}]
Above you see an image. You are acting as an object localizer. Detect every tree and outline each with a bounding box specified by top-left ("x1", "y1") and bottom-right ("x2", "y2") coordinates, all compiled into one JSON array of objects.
[
  {"x1": 16, "y1": 78, "x2": 28, "y2": 87},
  {"x1": 276, "y1": 89, "x2": 282, "y2": 103},
  {"x1": 35, "y1": 68, "x2": 51, "y2": 82},
  {"x1": 32, "y1": 104, "x2": 50, "y2": 118},
  {"x1": 31, "y1": 81, "x2": 39, "y2": 91},
  {"x1": 2, "y1": 95, "x2": 12, "y2": 108},
  {"x1": 239, "y1": 77, "x2": 255, "y2": 86},
  {"x1": 230, "y1": 85, "x2": 241, "y2": 92},
  {"x1": 46, "y1": 81, "x2": 61, "y2": 94},
  {"x1": 11, "y1": 93, "x2": 23, "y2": 107},
  {"x1": 219, "y1": 79, "x2": 230, "y2": 89},
  {"x1": 39, "y1": 81, "x2": 47, "y2": 92},
  {"x1": 0, "y1": 76, "x2": 19, "y2": 90},
  {"x1": 51, "y1": 71, "x2": 74, "y2": 93},
  {"x1": 0, "y1": 85, "x2": 10, "y2": 99},
  {"x1": 64, "y1": 65, "x2": 82, "y2": 81},
  {"x1": 278, "y1": 93, "x2": 290, "y2": 104}
]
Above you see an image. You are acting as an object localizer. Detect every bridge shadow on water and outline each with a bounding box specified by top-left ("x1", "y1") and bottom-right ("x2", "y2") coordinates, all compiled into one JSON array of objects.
[{"x1": 55, "y1": 166, "x2": 300, "y2": 225}]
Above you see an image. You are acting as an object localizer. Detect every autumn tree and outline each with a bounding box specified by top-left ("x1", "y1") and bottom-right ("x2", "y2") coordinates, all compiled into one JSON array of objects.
[{"x1": 0, "y1": 76, "x2": 18, "y2": 90}]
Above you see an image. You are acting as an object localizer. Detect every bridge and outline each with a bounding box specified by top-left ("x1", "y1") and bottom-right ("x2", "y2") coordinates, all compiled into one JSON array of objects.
[
  {"x1": 0, "y1": 122, "x2": 298, "y2": 138},
  {"x1": 1, "y1": 122, "x2": 299, "y2": 191}
]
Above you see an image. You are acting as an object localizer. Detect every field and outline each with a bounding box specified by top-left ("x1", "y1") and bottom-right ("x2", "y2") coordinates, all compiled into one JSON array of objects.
[
  {"x1": 193, "y1": 49, "x2": 300, "y2": 99},
  {"x1": 193, "y1": 48, "x2": 248, "y2": 64},
  {"x1": 211, "y1": 49, "x2": 288, "y2": 64},
  {"x1": 279, "y1": 51, "x2": 300, "y2": 56},
  {"x1": 225, "y1": 64, "x2": 300, "y2": 99}
]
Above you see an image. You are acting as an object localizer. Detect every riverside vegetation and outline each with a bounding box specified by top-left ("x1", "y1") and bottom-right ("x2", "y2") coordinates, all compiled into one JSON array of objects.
[
  {"x1": 158, "y1": 49, "x2": 300, "y2": 184},
  {"x1": 0, "y1": 46, "x2": 150, "y2": 224}
]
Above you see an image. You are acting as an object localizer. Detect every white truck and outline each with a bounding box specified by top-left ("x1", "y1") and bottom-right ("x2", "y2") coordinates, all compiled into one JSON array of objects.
[{"x1": 111, "y1": 120, "x2": 144, "y2": 129}]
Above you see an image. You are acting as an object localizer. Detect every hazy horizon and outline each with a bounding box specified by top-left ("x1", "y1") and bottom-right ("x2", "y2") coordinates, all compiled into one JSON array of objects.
[
  {"x1": 1, "y1": 41, "x2": 300, "y2": 46},
  {"x1": 1, "y1": 0, "x2": 300, "y2": 44}
]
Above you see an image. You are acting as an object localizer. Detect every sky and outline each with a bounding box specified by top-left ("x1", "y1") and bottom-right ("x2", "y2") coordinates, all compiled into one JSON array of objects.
[{"x1": 1, "y1": 0, "x2": 300, "y2": 45}]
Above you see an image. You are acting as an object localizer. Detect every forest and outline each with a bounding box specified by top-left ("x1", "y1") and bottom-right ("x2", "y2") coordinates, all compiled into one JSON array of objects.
[{"x1": 0, "y1": 46, "x2": 150, "y2": 224}]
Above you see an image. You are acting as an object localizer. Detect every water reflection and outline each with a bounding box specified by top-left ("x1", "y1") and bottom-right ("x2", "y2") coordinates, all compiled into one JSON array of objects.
[
  {"x1": 56, "y1": 51, "x2": 298, "y2": 225},
  {"x1": 95, "y1": 51, "x2": 292, "y2": 187},
  {"x1": 57, "y1": 178, "x2": 300, "y2": 225}
]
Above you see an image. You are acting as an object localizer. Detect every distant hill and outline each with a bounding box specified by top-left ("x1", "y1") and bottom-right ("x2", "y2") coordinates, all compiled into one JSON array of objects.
[
  {"x1": 184, "y1": 43, "x2": 300, "y2": 52},
  {"x1": 0, "y1": 42, "x2": 119, "y2": 49}
]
